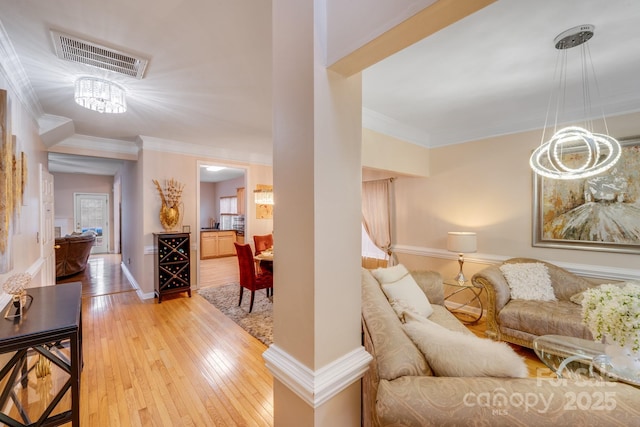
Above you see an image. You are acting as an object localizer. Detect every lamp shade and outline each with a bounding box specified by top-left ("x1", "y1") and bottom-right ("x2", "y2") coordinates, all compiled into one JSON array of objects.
[{"x1": 447, "y1": 232, "x2": 477, "y2": 254}]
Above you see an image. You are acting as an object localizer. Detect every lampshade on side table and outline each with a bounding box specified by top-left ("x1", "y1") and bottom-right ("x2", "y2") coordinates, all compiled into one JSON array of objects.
[
  {"x1": 447, "y1": 231, "x2": 477, "y2": 284},
  {"x1": 445, "y1": 232, "x2": 482, "y2": 324}
]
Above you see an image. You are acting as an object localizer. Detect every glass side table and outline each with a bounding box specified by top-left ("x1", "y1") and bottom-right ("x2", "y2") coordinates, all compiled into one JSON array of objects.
[
  {"x1": 443, "y1": 279, "x2": 483, "y2": 324},
  {"x1": 533, "y1": 335, "x2": 606, "y2": 379}
]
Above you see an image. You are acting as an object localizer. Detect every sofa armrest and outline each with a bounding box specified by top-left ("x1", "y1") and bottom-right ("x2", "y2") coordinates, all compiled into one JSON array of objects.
[
  {"x1": 410, "y1": 270, "x2": 444, "y2": 306},
  {"x1": 376, "y1": 376, "x2": 640, "y2": 426},
  {"x1": 472, "y1": 265, "x2": 511, "y2": 312},
  {"x1": 471, "y1": 265, "x2": 511, "y2": 341}
]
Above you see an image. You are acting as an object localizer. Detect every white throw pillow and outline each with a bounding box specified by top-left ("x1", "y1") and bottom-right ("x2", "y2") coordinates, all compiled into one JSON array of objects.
[
  {"x1": 499, "y1": 262, "x2": 557, "y2": 301},
  {"x1": 402, "y1": 311, "x2": 528, "y2": 378},
  {"x1": 371, "y1": 264, "x2": 409, "y2": 284},
  {"x1": 381, "y1": 274, "x2": 434, "y2": 318}
]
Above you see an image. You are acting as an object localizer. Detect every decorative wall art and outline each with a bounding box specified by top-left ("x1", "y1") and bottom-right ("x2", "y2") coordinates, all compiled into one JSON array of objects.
[
  {"x1": 533, "y1": 137, "x2": 640, "y2": 254},
  {"x1": 0, "y1": 89, "x2": 14, "y2": 273},
  {"x1": 255, "y1": 184, "x2": 273, "y2": 219},
  {"x1": 152, "y1": 178, "x2": 184, "y2": 231}
]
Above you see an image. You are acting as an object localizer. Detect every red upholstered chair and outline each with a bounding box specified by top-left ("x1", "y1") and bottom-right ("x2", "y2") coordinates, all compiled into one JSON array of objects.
[
  {"x1": 234, "y1": 242, "x2": 273, "y2": 312},
  {"x1": 253, "y1": 233, "x2": 274, "y2": 256}
]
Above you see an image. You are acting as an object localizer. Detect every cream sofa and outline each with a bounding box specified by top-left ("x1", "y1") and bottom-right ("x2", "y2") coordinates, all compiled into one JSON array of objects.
[
  {"x1": 471, "y1": 258, "x2": 603, "y2": 349},
  {"x1": 361, "y1": 266, "x2": 640, "y2": 427}
]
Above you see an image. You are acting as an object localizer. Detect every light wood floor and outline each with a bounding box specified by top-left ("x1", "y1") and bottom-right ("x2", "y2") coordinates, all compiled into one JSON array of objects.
[
  {"x1": 199, "y1": 256, "x2": 240, "y2": 289},
  {"x1": 56, "y1": 254, "x2": 274, "y2": 426},
  {"x1": 46, "y1": 255, "x2": 553, "y2": 425}
]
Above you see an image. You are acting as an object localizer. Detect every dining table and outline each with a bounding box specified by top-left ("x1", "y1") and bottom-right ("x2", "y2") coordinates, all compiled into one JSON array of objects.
[{"x1": 254, "y1": 249, "x2": 273, "y2": 273}]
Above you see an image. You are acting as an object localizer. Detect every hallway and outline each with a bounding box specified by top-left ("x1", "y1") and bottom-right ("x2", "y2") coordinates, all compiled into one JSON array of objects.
[
  {"x1": 51, "y1": 253, "x2": 273, "y2": 425},
  {"x1": 56, "y1": 254, "x2": 134, "y2": 297}
]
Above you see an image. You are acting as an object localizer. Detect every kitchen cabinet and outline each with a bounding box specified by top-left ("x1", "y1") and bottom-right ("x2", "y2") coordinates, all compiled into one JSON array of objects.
[{"x1": 201, "y1": 230, "x2": 237, "y2": 259}]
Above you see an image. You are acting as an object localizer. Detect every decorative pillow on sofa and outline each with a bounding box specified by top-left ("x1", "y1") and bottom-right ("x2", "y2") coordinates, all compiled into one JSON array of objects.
[
  {"x1": 499, "y1": 262, "x2": 556, "y2": 301},
  {"x1": 401, "y1": 311, "x2": 528, "y2": 378},
  {"x1": 371, "y1": 264, "x2": 410, "y2": 284},
  {"x1": 372, "y1": 264, "x2": 434, "y2": 318}
]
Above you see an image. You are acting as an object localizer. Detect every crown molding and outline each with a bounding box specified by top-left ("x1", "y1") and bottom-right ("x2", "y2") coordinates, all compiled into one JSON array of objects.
[
  {"x1": 140, "y1": 135, "x2": 272, "y2": 166},
  {"x1": 262, "y1": 344, "x2": 372, "y2": 408},
  {"x1": 0, "y1": 20, "x2": 43, "y2": 122},
  {"x1": 362, "y1": 108, "x2": 431, "y2": 148}
]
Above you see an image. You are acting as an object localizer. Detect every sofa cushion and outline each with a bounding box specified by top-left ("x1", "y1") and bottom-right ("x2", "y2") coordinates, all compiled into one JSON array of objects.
[
  {"x1": 381, "y1": 274, "x2": 434, "y2": 318},
  {"x1": 371, "y1": 264, "x2": 409, "y2": 283},
  {"x1": 498, "y1": 299, "x2": 593, "y2": 340},
  {"x1": 372, "y1": 264, "x2": 434, "y2": 318},
  {"x1": 361, "y1": 268, "x2": 432, "y2": 379},
  {"x1": 499, "y1": 262, "x2": 556, "y2": 301},
  {"x1": 402, "y1": 311, "x2": 528, "y2": 378}
]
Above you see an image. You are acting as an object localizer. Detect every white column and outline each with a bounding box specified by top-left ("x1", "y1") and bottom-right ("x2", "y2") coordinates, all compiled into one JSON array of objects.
[{"x1": 266, "y1": 0, "x2": 369, "y2": 425}]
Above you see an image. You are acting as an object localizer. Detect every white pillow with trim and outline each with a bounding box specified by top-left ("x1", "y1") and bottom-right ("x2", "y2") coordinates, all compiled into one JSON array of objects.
[
  {"x1": 371, "y1": 264, "x2": 409, "y2": 284},
  {"x1": 372, "y1": 264, "x2": 433, "y2": 318},
  {"x1": 381, "y1": 273, "x2": 433, "y2": 318}
]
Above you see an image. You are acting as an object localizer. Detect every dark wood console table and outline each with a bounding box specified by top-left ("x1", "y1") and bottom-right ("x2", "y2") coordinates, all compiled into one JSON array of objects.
[{"x1": 0, "y1": 282, "x2": 82, "y2": 426}]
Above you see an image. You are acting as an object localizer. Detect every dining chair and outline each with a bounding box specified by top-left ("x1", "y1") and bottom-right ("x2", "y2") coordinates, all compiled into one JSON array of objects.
[
  {"x1": 253, "y1": 233, "x2": 274, "y2": 274},
  {"x1": 253, "y1": 233, "x2": 274, "y2": 255},
  {"x1": 234, "y1": 242, "x2": 273, "y2": 312}
]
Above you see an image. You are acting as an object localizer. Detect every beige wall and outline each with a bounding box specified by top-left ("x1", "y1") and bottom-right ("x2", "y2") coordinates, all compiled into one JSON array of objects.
[
  {"x1": 362, "y1": 128, "x2": 429, "y2": 177},
  {"x1": 136, "y1": 147, "x2": 272, "y2": 295},
  {"x1": 389, "y1": 111, "x2": 640, "y2": 283},
  {"x1": 0, "y1": 79, "x2": 49, "y2": 287}
]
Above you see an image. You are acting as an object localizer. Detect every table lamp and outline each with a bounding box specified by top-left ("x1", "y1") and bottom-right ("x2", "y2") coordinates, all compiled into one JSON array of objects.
[{"x1": 447, "y1": 232, "x2": 477, "y2": 284}]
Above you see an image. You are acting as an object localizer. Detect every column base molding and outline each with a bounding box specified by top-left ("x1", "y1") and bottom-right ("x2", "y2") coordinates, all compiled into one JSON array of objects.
[{"x1": 263, "y1": 344, "x2": 372, "y2": 408}]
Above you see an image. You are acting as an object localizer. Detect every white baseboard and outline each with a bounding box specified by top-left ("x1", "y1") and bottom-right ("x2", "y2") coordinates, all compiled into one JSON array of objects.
[
  {"x1": 121, "y1": 262, "x2": 155, "y2": 300},
  {"x1": 262, "y1": 345, "x2": 372, "y2": 408}
]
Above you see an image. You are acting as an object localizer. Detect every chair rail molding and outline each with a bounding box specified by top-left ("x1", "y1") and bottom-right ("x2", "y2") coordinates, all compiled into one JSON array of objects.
[
  {"x1": 262, "y1": 344, "x2": 372, "y2": 409},
  {"x1": 393, "y1": 244, "x2": 640, "y2": 282}
]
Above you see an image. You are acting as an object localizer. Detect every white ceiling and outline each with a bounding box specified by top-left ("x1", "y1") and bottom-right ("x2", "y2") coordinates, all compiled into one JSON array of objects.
[{"x1": 2, "y1": 0, "x2": 640, "y2": 176}]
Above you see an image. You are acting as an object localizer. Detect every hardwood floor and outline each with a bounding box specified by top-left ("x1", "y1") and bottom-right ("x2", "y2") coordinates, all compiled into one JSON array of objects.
[
  {"x1": 40, "y1": 256, "x2": 553, "y2": 425},
  {"x1": 56, "y1": 254, "x2": 134, "y2": 297},
  {"x1": 199, "y1": 256, "x2": 240, "y2": 289},
  {"x1": 56, "y1": 254, "x2": 273, "y2": 426}
]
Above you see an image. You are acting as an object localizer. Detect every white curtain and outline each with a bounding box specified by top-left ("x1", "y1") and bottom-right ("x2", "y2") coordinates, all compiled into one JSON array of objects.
[{"x1": 362, "y1": 179, "x2": 395, "y2": 265}]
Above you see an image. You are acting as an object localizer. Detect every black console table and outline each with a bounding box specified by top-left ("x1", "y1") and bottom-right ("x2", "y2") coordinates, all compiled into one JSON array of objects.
[{"x1": 0, "y1": 282, "x2": 82, "y2": 426}]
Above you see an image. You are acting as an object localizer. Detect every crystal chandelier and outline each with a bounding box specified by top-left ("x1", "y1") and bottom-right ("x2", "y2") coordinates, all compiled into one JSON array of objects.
[
  {"x1": 74, "y1": 77, "x2": 127, "y2": 113},
  {"x1": 530, "y1": 25, "x2": 621, "y2": 180}
]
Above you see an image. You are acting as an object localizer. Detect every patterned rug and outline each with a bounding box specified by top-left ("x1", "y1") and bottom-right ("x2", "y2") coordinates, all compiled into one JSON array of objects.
[{"x1": 197, "y1": 283, "x2": 273, "y2": 346}]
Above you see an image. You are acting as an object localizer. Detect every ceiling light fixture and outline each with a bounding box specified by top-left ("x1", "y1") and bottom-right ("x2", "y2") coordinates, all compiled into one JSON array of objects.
[
  {"x1": 74, "y1": 77, "x2": 127, "y2": 114},
  {"x1": 205, "y1": 166, "x2": 226, "y2": 172},
  {"x1": 530, "y1": 25, "x2": 621, "y2": 180}
]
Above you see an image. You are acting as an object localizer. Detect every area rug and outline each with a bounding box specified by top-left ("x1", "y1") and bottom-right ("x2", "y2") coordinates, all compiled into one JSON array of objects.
[{"x1": 198, "y1": 283, "x2": 273, "y2": 346}]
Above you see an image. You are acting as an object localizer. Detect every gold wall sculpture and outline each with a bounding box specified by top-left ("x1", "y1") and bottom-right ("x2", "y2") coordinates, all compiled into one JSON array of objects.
[
  {"x1": 152, "y1": 178, "x2": 185, "y2": 231},
  {"x1": 0, "y1": 89, "x2": 14, "y2": 273}
]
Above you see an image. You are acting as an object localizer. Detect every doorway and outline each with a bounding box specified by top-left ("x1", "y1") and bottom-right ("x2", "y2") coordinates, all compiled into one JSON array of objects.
[{"x1": 74, "y1": 193, "x2": 109, "y2": 253}]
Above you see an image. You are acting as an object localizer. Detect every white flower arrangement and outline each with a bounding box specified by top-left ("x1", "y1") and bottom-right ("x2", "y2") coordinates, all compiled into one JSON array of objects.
[{"x1": 581, "y1": 282, "x2": 640, "y2": 352}]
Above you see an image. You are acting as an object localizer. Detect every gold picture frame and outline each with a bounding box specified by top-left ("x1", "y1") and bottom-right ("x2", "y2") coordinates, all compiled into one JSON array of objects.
[{"x1": 533, "y1": 137, "x2": 640, "y2": 254}]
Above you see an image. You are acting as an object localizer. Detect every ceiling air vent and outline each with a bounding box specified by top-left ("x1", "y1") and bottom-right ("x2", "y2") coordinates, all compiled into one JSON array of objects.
[{"x1": 51, "y1": 30, "x2": 148, "y2": 79}]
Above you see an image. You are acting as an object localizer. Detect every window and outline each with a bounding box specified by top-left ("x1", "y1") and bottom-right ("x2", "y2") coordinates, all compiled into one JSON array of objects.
[
  {"x1": 220, "y1": 196, "x2": 238, "y2": 230},
  {"x1": 220, "y1": 196, "x2": 237, "y2": 214}
]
